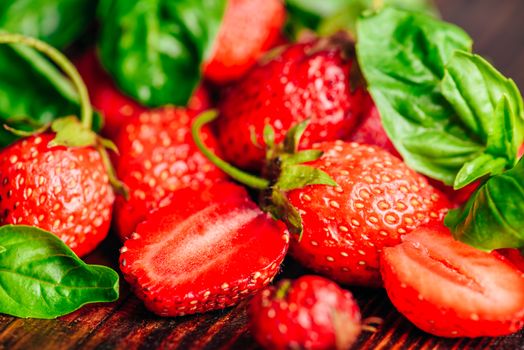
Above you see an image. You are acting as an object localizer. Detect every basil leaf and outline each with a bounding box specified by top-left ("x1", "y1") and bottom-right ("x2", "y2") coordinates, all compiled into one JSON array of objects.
[
  {"x1": 442, "y1": 52, "x2": 523, "y2": 164},
  {"x1": 445, "y1": 158, "x2": 524, "y2": 250},
  {"x1": 97, "y1": 0, "x2": 226, "y2": 107},
  {"x1": 0, "y1": 0, "x2": 97, "y2": 49},
  {"x1": 285, "y1": 0, "x2": 437, "y2": 39},
  {"x1": 0, "y1": 225, "x2": 119, "y2": 319},
  {"x1": 357, "y1": 7, "x2": 475, "y2": 185}
]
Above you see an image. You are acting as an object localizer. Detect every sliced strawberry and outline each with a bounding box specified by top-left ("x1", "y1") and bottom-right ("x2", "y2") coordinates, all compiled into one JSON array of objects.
[
  {"x1": 203, "y1": 0, "x2": 286, "y2": 84},
  {"x1": 119, "y1": 182, "x2": 289, "y2": 316},
  {"x1": 494, "y1": 249, "x2": 524, "y2": 272},
  {"x1": 381, "y1": 226, "x2": 524, "y2": 337}
]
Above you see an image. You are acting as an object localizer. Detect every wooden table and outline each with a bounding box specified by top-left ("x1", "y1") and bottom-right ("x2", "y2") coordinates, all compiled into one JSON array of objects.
[{"x1": 1, "y1": 1, "x2": 524, "y2": 349}]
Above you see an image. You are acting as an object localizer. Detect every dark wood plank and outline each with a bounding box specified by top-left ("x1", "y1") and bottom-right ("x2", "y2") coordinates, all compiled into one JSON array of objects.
[{"x1": 0, "y1": 1, "x2": 523, "y2": 349}]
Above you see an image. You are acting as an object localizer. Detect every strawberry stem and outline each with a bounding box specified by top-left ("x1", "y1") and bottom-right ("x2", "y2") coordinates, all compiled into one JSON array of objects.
[
  {"x1": 0, "y1": 33, "x2": 93, "y2": 130},
  {"x1": 275, "y1": 279, "x2": 292, "y2": 299},
  {"x1": 192, "y1": 110, "x2": 270, "y2": 190}
]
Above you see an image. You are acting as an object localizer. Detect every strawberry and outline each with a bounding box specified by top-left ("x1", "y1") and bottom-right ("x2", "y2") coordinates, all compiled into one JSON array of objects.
[
  {"x1": 119, "y1": 182, "x2": 289, "y2": 316},
  {"x1": 347, "y1": 104, "x2": 400, "y2": 157},
  {"x1": 381, "y1": 226, "x2": 524, "y2": 337},
  {"x1": 114, "y1": 107, "x2": 227, "y2": 240},
  {"x1": 217, "y1": 36, "x2": 369, "y2": 170},
  {"x1": 203, "y1": 0, "x2": 286, "y2": 84},
  {"x1": 250, "y1": 275, "x2": 361, "y2": 350},
  {"x1": 74, "y1": 50, "x2": 210, "y2": 140},
  {"x1": 286, "y1": 141, "x2": 450, "y2": 286},
  {"x1": 0, "y1": 133, "x2": 114, "y2": 257},
  {"x1": 494, "y1": 248, "x2": 524, "y2": 272}
]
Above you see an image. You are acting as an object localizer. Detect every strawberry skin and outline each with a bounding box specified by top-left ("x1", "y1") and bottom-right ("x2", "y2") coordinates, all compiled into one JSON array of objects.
[
  {"x1": 0, "y1": 133, "x2": 114, "y2": 257},
  {"x1": 218, "y1": 39, "x2": 369, "y2": 170},
  {"x1": 75, "y1": 50, "x2": 210, "y2": 140},
  {"x1": 287, "y1": 141, "x2": 450, "y2": 286},
  {"x1": 381, "y1": 227, "x2": 524, "y2": 337},
  {"x1": 250, "y1": 275, "x2": 361, "y2": 350},
  {"x1": 120, "y1": 182, "x2": 289, "y2": 316},
  {"x1": 203, "y1": 0, "x2": 286, "y2": 84},
  {"x1": 114, "y1": 107, "x2": 227, "y2": 240}
]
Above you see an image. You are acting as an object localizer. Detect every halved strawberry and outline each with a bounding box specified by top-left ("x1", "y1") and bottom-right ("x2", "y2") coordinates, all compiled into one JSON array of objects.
[
  {"x1": 381, "y1": 226, "x2": 524, "y2": 337},
  {"x1": 119, "y1": 182, "x2": 289, "y2": 316}
]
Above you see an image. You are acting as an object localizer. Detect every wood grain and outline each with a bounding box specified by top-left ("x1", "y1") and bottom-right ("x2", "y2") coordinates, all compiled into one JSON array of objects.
[{"x1": 1, "y1": 1, "x2": 524, "y2": 349}]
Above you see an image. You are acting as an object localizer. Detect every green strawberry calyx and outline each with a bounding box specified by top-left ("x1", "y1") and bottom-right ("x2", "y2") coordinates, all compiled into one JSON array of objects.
[
  {"x1": 192, "y1": 110, "x2": 337, "y2": 239},
  {"x1": 0, "y1": 33, "x2": 127, "y2": 198}
]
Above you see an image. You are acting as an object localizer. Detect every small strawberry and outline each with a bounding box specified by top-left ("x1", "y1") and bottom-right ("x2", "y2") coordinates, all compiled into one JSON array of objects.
[
  {"x1": 286, "y1": 141, "x2": 450, "y2": 286},
  {"x1": 75, "y1": 50, "x2": 210, "y2": 140},
  {"x1": 381, "y1": 226, "x2": 524, "y2": 337},
  {"x1": 217, "y1": 35, "x2": 369, "y2": 170},
  {"x1": 203, "y1": 0, "x2": 286, "y2": 84},
  {"x1": 119, "y1": 182, "x2": 289, "y2": 316},
  {"x1": 194, "y1": 114, "x2": 450, "y2": 287},
  {"x1": 114, "y1": 107, "x2": 227, "y2": 240},
  {"x1": 250, "y1": 275, "x2": 361, "y2": 350},
  {"x1": 0, "y1": 133, "x2": 114, "y2": 257}
]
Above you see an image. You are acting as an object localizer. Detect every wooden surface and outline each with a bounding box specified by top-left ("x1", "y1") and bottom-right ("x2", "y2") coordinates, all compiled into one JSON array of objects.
[{"x1": 1, "y1": 1, "x2": 524, "y2": 349}]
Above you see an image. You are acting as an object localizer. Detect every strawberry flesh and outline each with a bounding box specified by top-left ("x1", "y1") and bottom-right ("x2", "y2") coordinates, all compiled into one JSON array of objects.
[
  {"x1": 381, "y1": 226, "x2": 524, "y2": 337},
  {"x1": 120, "y1": 182, "x2": 289, "y2": 316}
]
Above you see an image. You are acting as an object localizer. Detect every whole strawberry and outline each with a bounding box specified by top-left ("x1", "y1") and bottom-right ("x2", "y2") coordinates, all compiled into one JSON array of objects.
[
  {"x1": 218, "y1": 36, "x2": 369, "y2": 170},
  {"x1": 75, "y1": 50, "x2": 210, "y2": 140},
  {"x1": 287, "y1": 141, "x2": 450, "y2": 286},
  {"x1": 250, "y1": 275, "x2": 361, "y2": 350},
  {"x1": 203, "y1": 0, "x2": 286, "y2": 84},
  {"x1": 114, "y1": 107, "x2": 227, "y2": 240},
  {"x1": 0, "y1": 133, "x2": 114, "y2": 257},
  {"x1": 120, "y1": 182, "x2": 289, "y2": 316}
]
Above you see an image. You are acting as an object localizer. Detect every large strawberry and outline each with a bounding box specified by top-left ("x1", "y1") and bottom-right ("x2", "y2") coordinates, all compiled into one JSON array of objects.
[
  {"x1": 203, "y1": 0, "x2": 286, "y2": 84},
  {"x1": 193, "y1": 114, "x2": 450, "y2": 287},
  {"x1": 286, "y1": 141, "x2": 450, "y2": 286},
  {"x1": 217, "y1": 36, "x2": 369, "y2": 170},
  {"x1": 0, "y1": 133, "x2": 114, "y2": 257},
  {"x1": 250, "y1": 275, "x2": 362, "y2": 350},
  {"x1": 119, "y1": 182, "x2": 289, "y2": 316},
  {"x1": 381, "y1": 226, "x2": 524, "y2": 337},
  {"x1": 74, "y1": 50, "x2": 210, "y2": 140},
  {"x1": 114, "y1": 107, "x2": 227, "y2": 240}
]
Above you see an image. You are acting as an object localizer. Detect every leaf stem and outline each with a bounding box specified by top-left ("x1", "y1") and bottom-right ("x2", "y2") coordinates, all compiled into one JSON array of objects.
[
  {"x1": 0, "y1": 33, "x2": 92, "y2": 130},
  {"x1": 191, "y1": 110, "x2": 270, "y2": 190}
]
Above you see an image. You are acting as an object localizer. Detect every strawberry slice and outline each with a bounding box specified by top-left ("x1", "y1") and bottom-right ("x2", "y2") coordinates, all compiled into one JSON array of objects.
[
  {"x1": 381, "y1": 226, "x2": 524, "y2": 337},
  {"x1": 120, "y1": 182, "x2": 289, "y2": 316}
]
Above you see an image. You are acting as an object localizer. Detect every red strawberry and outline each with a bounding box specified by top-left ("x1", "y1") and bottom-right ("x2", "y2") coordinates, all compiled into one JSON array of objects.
[
  {"x1": 287, "y1": 141, "x2": 450, "y2": 286},
  {"x1": 114, "y1": 107, "x2": 227, "y2": 240},
  {"x1": 0, "y1": 133, "x2": 114, "y2": 257},
  {"x1": 120, "y1": 182, "x2": 289, "y2": 316},
  {"x1": 250, "y1": 275, "x2": 361, "y2": 350},
  {"x1": 75, "y1": 50, "x2": 210, "y2": 140},
  {"x1": 217, "y1": 37, "x2": 369, "y2": 170},
  {"x1": 381, "y1": 226, "x2": 524, "y2": 337},
  {"x1": 347, "y1": 104, "x2": 400, "y2": 157},
  {"x1": 494, "y1": 249, "x2": 524, "y2": 272},
  {"x1": 203, "y1": 0, "x2": 286, "y2": 84}
]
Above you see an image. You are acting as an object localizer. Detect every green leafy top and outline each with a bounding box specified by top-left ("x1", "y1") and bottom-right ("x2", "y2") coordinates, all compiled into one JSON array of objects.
[
  {"x1": 192, "y1": 111, "x2": 337, "y2": 237},
  {"x1": 356, "y1": 7, "x2": 524, "y2": 250},
  {"x1": 0, "y1": 225, "x2": 119, "y2": 319},
  {"x1": 97, "y1": 0, "x2": 226, "y2": 107}
]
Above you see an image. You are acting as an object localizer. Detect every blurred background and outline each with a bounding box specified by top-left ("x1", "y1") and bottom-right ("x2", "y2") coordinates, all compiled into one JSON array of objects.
[{"x1": 437, "y1": 0, "x2": 524, "y2": 89}]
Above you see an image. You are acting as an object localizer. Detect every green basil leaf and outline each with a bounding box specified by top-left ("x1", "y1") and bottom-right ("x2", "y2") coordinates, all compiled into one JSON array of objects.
[
  {"x1": 445, "y1": 158, "x2": 524, "y2": 250},
  {"x1": 442, "y1": 52, "x2": 524, "y2": 159},
  {"x1": 285, "y1": 0, "x2": 437, "y2": 39},
  {"x1": 97, "y1": 0, "x2": 226, "y2": 107},
  {"x1": 0, "y1": 0, "x2": 97, "y2": 49},
  {"x1": 453, "y1": 154, "x2": 506, "y2": 189},
  {"x1": 357, "y1": 7, "x2": 475, "y2": 185},
  {"x1": 0, "y1": 225, "x2": 119, "y2": 319}
]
